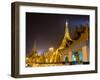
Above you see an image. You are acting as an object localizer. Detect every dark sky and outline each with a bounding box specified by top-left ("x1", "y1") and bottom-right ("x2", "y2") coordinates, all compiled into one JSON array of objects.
[{"x1": 26, "y1": 12, "x2": 89, "y2": 54}]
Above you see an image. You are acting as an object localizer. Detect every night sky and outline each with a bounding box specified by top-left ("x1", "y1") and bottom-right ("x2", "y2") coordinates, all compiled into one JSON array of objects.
[{"x1": 26, "y1": 12, "x2": 89, "y2": 55}]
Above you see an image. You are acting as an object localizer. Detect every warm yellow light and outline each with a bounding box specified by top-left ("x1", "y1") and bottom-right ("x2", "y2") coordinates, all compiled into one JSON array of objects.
[
  {"x1": 26, "y1": 57, "x2": 29, "y2": 60},
  {"x1": 66, "y1": 21, "x2": 68, "y2": 26},
  {"x1": 26, "y1": 64, "x2": 28, "y2": 67},
  {"x1": 49, "y1": 47, "x2": 54, "y2": 52}
]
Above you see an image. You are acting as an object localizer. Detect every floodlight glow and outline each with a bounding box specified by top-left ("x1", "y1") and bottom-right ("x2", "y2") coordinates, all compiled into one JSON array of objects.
[
  {"x1": 66, "y1": 21, "x2": 68, "y2": 26},
  {"x1": 49, "y1": 47, "x2": 54, "y2": 52}
]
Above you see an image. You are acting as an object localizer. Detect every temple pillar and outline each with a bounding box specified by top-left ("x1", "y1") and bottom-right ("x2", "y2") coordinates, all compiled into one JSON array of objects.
[
  {"x1": 68, "y1": 51, "x2": 72, "y2": 62},
  {"x1": 82, "y1": 45, "x2": 88, "y2": 62}
]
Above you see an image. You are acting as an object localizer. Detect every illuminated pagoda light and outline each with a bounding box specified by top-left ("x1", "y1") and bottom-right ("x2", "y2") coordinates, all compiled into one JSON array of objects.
[
  {"x1": 49, "y1": 21, "x2": 71, "y2": 63},
  {"x1": 49, "y1": 49, "x2": 61, "y2": 63},
  {"x1": 58, "y1": 21, "x2": 73, "y2": 50},
  {"x1": 26, "y1": 40, "x2": 38, "y2": 67},
  {"x1": 28, "y1": 40, "x2": 46, "y2": 67},
  {"x1": 49, "y1": 21, "x2": 72, "y2": 63},
  {"x1": 50, "y1": 21, "x2": 89, "y2": 65},
  {"x1": 44, "y1": 47, "x2": 55, "y2": 63},
  {"x1": 28, "y1": 40, "x2": 41, "y2": 66},
  {"x1": 26, "y1": 21, "x2": 89, "y2": 67},
  {"x1": 49, "y1": 21, "x2": 72, "y2": 64},
  {"x1": 49, "y1": 47, "x2": 54, "y2": 52}
]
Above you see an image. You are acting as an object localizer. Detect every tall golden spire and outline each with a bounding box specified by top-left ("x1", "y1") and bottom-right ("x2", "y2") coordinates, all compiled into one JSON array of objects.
[
  {"x1": 65, "y1": 21, "x2": 72, "y2": 41},
  {"x1": 49, "y1": 21, "x2": 73, "y2": 63},
  {"x1": 58, "y1": 21, "x2": 72, "y2": 50}
]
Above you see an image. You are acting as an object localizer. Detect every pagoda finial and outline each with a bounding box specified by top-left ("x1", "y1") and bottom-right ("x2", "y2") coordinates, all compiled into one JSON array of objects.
[
  {"x1": 65, "y1": 21, "x2": 72, "y2": 41},
  {"x1": 66, "y1": 20, "x2": 68, "y2": 27}
]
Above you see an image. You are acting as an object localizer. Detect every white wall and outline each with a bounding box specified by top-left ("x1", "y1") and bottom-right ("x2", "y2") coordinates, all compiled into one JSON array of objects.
[{"x1": 0, "y1": 0, "x2": 99, "y2": 80}]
